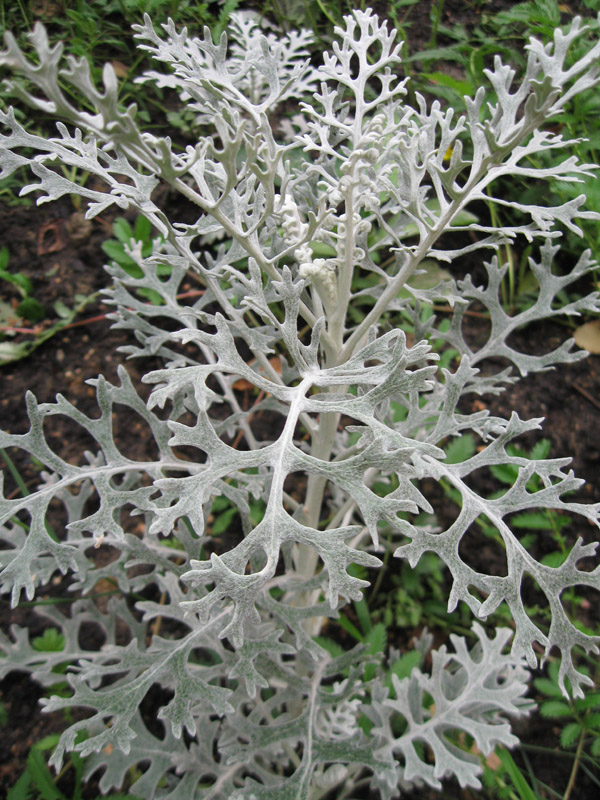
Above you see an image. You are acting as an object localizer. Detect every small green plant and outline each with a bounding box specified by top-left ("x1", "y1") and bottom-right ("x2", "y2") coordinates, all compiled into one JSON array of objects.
[
  {"x1": 102, "y1": 215, "x2": 169, "y2": 304},
  {"x1": 0, "y1": 223, "x2": 103, "y2": 366},
  {"x1": 32, "y1": 627, "x2": 67, "y2": 653},
  {"x1": 528, "y1": 658, "x2": 600, "y2": 799},
  {"x1": 481, "y1": 746, "x2": 538, "y2": 800},
  {"x1": 8, "y1": 732, "x2": 141, "y2": 800},
  {"x1": 8, "y1": 735, "x2": 80, "y2": 800},
  {"x1": 0, "y1": 244, "x2": 46, "y2": 323},
  {"x1": 537, "y1": 658, "x2": 600, "y2": 751}
]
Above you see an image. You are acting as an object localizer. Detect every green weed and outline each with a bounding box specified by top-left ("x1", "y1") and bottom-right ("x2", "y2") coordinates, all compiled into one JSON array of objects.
[{"x1": 8, "y1": 732, "x2": 140, "y2": 800}]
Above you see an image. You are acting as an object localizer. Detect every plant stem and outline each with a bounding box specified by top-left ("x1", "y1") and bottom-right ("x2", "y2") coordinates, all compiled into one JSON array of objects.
[
  {"x1": 563, "y1": 726, "x2": 586, "y2": 800},
  {"x1": 0, "y1": 448, "x2": 30, "y2": 497},
  {"x1": 429, "y1": 0, "x2": 445, "y2": 49}
]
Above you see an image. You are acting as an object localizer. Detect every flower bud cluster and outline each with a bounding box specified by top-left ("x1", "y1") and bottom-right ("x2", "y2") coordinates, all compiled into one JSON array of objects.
[
  {"x1": 334, "y1": 212, "x2": 369, "y2": 259},
  {"x1": 280, "y1": 195, "x2": 340, "y2": 309},
  {"x1": 295, "y1": 242, "x2": 338, "y2": 310},
  {"x1": 298, "y1": 258, "x2": 338, "y2": 307},
  {"x1": 280, "y1": 193, "x2": 308, "y2": 244},
  {"x1": 288, "y1": 116, "x2": 387, "y2": 314},
  {"x1": 326, "y1": 113, "x2": 387, "y2": 212}
]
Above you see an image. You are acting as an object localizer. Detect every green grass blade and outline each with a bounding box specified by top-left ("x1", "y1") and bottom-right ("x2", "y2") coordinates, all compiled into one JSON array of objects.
[{"x1": 496, "y1": 748, "x2": 538, "y2": 800}]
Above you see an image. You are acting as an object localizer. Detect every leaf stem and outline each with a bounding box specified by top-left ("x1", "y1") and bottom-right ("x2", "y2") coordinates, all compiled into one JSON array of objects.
[
  {"x1": 563, "y1": 725, "x2": 586, "y2": 800},
  {"x1": 0, "y1": 448, "x2": 30, "y2": 497}
]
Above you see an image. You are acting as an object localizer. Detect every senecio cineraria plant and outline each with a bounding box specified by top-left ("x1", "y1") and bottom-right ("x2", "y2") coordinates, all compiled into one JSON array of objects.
[{"x1": 1, "y1": 8, "x2": 600, "y2": 798}]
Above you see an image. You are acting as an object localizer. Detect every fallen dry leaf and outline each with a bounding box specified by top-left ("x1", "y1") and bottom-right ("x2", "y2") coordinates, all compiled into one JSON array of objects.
[
  {"x1": 573, "y1": 319, "x2": 600, "y2": 354},
  {"x1": 111, "y1": 61, "x2": 129, "y2": 78},
  {"x1": 233, "y1": 356, "x2": 282, "y2": 391}
]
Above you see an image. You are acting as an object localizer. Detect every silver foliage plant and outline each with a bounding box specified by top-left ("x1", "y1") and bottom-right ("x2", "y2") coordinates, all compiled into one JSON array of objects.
[{"x1": 1, "y1": 8, "x2": 600, "y2": 798}]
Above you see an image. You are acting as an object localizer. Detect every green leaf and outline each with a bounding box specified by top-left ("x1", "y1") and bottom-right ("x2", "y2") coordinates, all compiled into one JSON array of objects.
[
  {"x1": 33, "y1": 735, "x2": 62, "y2": 752},
  {"x1": 533, "y1": 677, "x2": 563, "y2": 698},
  {"x1": 0, "y1": 267, "x2": 32, "y2": 296},
  {"x1": 0, "y1": 340, "x2": 33, "y2": 364},
  {"x1": 102, "y1": 238, "x2": 147, "y2": 279},
  {"x1": 135, "y1": 287, "x2": 164, "y2": 304},
  {"x1": 560, "y1": 722, "x2": 582, "y2": 749},
  {"x1": 540, "y1": 551, "x2": 569, "y2": 567},
  {"x1": 25, "y1": 748, "x2": 66, "y2": 800},
  {"x1": 68, "y1": 750, "x2": 84, "y2": 800},
  {"x1": 490, "y1": 463, "x2": 518, "y2": 485},
  {"x1": 312, "y1": 637, "x2": 345, "y2": 659},
  {"x1": 211, "y1": 495, "x2": 231, "y2": 512},
  {"x1": 529, "y1": 439, "x2": 551, "y2": 461},
  {"x1": 0, "y1": 292, "x2": 95, "y2": 365},
  {"x1": 7, "y1": 769, "x2": 32, "y2": 800},
  {"x1": 337, "y1": 614, "x2": 363, "y2": 643},
  {"x1": 511, "y1": 511, "x2": 555, "y2": 530},
  {"x1": 134, "y1": 215, "x2": 152, "y2": 242},
  {"x1": 407, "y1": 260, "x2": 452, "y2": 291},
  {"x1": 101, "y1": 239, "x2": 136, "y2": 268},
  {"x1": 354, "y1": 596, "x2": 372, "y2": 637},
  {"x1": 211, "y1": 506, "x2": 238, "y2": 536},
  {"x1": 53, "y1": 300, "x2": 72, "y2": 319},
  {"x1": 583, "y1": 712, "x2": 600, "y2": 731},
  {"x1": 421, "y1": 70, "x2": 475, "y2": 96},
  {"x1": 155, "y1": 262, "x2": 171, "y2": 278},
  {"x1": 32, "y1": 629, "x2": 66, "y2": 652},
  {"x1": 389, "y1": 650, "x2": 422, "y2": 681},
  {"x1": 17, "y1": 297, "x2": 46, "y2": 323},
  {"x1": 0, "y1": 297, "x2": 16, "y2": 326},
  {"x1": 495, "y1": 747, "x2": 538, "y2": 800},
  {"x1": 111, "y1": 217, "x2": 133, "y2": 243},
  {"x1": 574, "y1": 692, "x2": 600, "y2": 711},
  {"x1": 364, "y1": 622, "x2": 386, "y2": 655},
  {"x1": 540, "y1": 699, "x2": 571, "y2": 718},
  {"x1": 390, "y1": 400, "x2": 408, "y2": 423},
  {"x1": 444, "y1": 434, "x2": 476, "y2": 464}
]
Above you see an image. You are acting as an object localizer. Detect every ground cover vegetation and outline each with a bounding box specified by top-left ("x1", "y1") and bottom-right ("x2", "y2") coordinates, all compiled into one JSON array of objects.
[{"x1": 0, "y1": 1, "x2": 600, "y2": 798}]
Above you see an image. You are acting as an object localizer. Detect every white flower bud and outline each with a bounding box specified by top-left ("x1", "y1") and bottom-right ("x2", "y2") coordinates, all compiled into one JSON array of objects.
[
  {"x1": 280, "y1": 193, "x2": 308, "y2": 244},
  {"x1": 298, "y1": 258, "x2": 338, "y2": 309},
  {"x1": 294, "y1": 243, "x2": 313, "y2": 264},
  {"x1": 363, "y1": 194, "x2": 380, "y2": 210}
]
